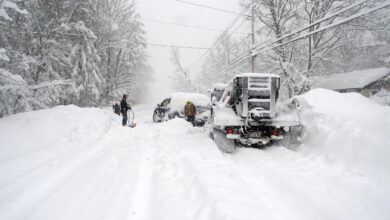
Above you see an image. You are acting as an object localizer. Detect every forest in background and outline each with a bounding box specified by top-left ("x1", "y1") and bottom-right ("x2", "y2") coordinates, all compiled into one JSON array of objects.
[
  {"x1": 0, "y1": 0, "x2": 152, "y2": 117},
  {"x1": 2, "y1": 0, "x2": 390, "y2": 117}
]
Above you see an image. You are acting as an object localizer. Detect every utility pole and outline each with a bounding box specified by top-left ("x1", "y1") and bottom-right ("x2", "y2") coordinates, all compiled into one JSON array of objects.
[{"x1": 250, "y1": 1, "x2": 256, "y2": 72}]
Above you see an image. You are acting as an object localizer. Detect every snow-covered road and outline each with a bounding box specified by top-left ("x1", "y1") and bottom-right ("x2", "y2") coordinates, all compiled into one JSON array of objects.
[{"x1": 1, "y1": 91, "x2": 390, "y2": 220}]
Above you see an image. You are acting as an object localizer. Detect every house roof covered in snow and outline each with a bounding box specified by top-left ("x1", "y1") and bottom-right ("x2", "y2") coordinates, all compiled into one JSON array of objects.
[{"x1": 314, "y1": 67, "x2": 390, "y2": 91}]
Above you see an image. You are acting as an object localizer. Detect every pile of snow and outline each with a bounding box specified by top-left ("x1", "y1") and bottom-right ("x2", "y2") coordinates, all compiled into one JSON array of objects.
[
  {"x1": 295, "y1": 89, "x2": 390, "y2": 182},
  {"x1": 169, "y1": 92, "x2": 210, "y2": 113},
  {"x1": 213, "y1": 105, "x2": 241, "y2": 126},
  {"x1": 0, "y1": 103, "x2": 389, "y2": 219},
  {"x1": 0, "y1": 104, "x2": 113, "y2": 164},
  {"x1": 0, "y1": 105, "x2": 115, "y2": 219},
  {"x1": 370, "y1": 89, "x2": 390, "y2": 106}
]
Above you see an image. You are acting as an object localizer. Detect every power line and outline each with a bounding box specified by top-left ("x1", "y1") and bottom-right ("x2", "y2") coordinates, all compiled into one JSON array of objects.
[
  {"x1": 140, "y1": 17, "x2": 249, "y2": 35},
  {"x1": 258, "y1": 1, "x2": 390, "y2": 55},
  {"x1": 252, "y1": 0, "x2": 367, "y2": 54},
  {"x1": 256, "y1": 0, "x2": 368, "y2": 44},
  {"x1": 230, "y1": 16, "x2": 250, "y2": 37},
  {"x1": 187, "y1": 6, "x2": 251, "y2": 70},
  {"x1": 211, "y1": 0, "x2": 389, "y2": 76},
  {"x1": 149, "y1": 43, "x2": 211, "y2": 50},
  {"x1": 173, "y1": 0, "x2": 250, "y2": 17}
]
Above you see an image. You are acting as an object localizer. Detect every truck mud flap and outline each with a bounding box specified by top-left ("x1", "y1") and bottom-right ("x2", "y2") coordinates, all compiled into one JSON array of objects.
[{"x1": 213, "y1": 128, "x2": 236, "y2": 153}]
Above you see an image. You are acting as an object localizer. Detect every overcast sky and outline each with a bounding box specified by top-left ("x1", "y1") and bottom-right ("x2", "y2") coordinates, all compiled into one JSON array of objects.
[{"x1": 137, "y1": 0, "x2": 246, "y2": 102}]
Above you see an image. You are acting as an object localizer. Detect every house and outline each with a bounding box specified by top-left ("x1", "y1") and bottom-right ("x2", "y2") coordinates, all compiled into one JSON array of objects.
[{"x1": 313, "y1": 67, "x2": 390, "y2": 97}]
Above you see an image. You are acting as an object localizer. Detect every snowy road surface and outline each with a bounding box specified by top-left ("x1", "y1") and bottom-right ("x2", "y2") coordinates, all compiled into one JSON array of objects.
[{"x1": 1, "y1": 91, "x2": 390, "y2": 220}]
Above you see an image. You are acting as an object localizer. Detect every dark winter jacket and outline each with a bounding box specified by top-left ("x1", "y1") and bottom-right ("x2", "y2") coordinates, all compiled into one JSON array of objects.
[
  {"x1": 121, "y1": 99, "x2": 131, "y2": 113},
  {"x1": 113, "y1": 103, "x2": 121, "y2": 115},
  {"x1": 184, "y1": 102, "x2": 197, "y2": 117}
]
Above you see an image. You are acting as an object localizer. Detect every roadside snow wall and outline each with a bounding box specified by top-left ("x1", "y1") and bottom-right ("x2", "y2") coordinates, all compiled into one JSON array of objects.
[
  {"x1": 0, "y1": 105, "x2": 113, "y2": 162},
  {"x1": 295, "y1": 89, "x2": 390, "y2": 182}
]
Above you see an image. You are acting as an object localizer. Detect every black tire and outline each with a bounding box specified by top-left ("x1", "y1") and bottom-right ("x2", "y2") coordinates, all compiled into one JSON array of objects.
[
  {"x1": 168, "y1": 111, "x2": 179, "y2": 119},
  {"x1": 153, "y1": 109, "x2": 163, "y2": 123}
]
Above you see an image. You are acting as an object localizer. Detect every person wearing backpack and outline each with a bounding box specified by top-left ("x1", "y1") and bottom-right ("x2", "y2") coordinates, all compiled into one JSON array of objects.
[{"x1": 121, "y1": 94, "x2": 131, "y2": 126}]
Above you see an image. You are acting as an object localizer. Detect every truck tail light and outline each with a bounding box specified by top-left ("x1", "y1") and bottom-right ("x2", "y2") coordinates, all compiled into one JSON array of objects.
[
  {"x1": 272, "y1": 129, "x2": 281, "y2": 136},
  {"x1": 226, "y1": 127, "x2": 234, "y2": 135}
]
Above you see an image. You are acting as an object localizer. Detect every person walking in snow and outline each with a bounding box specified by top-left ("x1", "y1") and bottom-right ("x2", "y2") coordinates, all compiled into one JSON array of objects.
[
  {"x1": 121, "y1": 94, "x2": 131, "y2": 126},
  {"x1": 184, "y1": 100, "x2": 197, "y2": 126}
]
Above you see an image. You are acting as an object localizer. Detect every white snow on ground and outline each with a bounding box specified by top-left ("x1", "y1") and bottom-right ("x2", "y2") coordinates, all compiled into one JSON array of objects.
[
  {"x1": 0, "y1": 90, "x2": 390, "y2": 220},
  {"x1": 295, "y1": 89, "x2": 390, "y2": 184},
  {"x1": 370, "y1": 89, "x2": 390, "y2": 106}
]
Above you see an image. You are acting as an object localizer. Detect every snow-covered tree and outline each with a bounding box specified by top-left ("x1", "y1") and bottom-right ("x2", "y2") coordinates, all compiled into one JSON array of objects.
[
  {"x1": 197, "y1": 0, "x2": 390, "y2": 99},
  {"x1": 91, "y1": 0, "x2": 151, "y2": 104},
  {"x1": 196, "y1": 33, "x2": 249, "y2": 89},
  {"x1": 0, "y1": 0, "x2": 151, "y2": 117},
  {"x1": 0, "y1": 68, "x2": 33, "y2": 117}
]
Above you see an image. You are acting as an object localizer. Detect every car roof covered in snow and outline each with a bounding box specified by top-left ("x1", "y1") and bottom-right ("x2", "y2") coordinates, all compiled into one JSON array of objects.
[
  {"x1": 314, "y1": 67, "x2": 390, "y2": 90},
  {"x1": 234, "y1": 73, "x2": 280, "y2": 79},
  {"x1": 169, "y1": 92, "x2": 210, "y2": 111}
]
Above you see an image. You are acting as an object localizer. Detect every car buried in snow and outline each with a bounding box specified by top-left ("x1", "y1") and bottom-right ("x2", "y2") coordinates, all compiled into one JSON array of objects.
[{"x1": 152, "y1": 92, "x2": 211, "y2": 126}]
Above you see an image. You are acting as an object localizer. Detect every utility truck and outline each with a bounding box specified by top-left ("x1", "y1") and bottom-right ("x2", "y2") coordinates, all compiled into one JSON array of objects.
[{"x1": 209, "y1": 73, "x2": 300, "y2": 153}]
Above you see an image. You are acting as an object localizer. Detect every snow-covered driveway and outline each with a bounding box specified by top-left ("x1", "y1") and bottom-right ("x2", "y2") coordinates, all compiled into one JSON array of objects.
[{"x1": 1, "y1": 91, "x2": 390, "y2": 220}]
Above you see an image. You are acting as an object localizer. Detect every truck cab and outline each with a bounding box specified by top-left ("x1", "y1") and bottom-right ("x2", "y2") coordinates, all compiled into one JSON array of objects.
[{"x1": 228, "y1": 73, "x2": 280, "y2": 120}]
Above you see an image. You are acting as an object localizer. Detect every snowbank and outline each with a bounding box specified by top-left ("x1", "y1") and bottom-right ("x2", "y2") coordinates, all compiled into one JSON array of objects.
[
  {"x1": 295, "y1": 89, "x2": 390, "y2": 182},
  {"x1": 0, "y1": 105, "x2": 115, "y2": 219},
  {"x1": 0, "y1": 105, "x2": 113, "y2": 161},
  {"x1": 370, "y1": 89, "x2": 390, "y2": 106},
  {"x1": 0, "y1": 103, "x2": 389, "y2": 219}
]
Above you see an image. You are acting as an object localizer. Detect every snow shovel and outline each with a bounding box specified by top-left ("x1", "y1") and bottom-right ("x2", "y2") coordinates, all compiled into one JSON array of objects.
[{"x1": 128, "y1": 109, "x2": 137, "y2": 128}]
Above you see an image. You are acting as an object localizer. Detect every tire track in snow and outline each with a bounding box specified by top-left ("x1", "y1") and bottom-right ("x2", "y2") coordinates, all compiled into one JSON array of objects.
[
  {"x1": 227, "y1": 147, "x2": 376, "y2": 220},
  {"x1": 0, "y1": 114, "x2": 113, "y2": 191},
  {"x1": 0, "y1": 114, "x2": 114, "y2": 220},
  {"x1": 29, "y1": 125, "x2": 146, "y2": 220},
  {"x1": 2, "y1": 105, "x2": 387, "y2": 220},
  {"x1": 123, "y1": 121, "x2": 277, "y2": 220}
]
